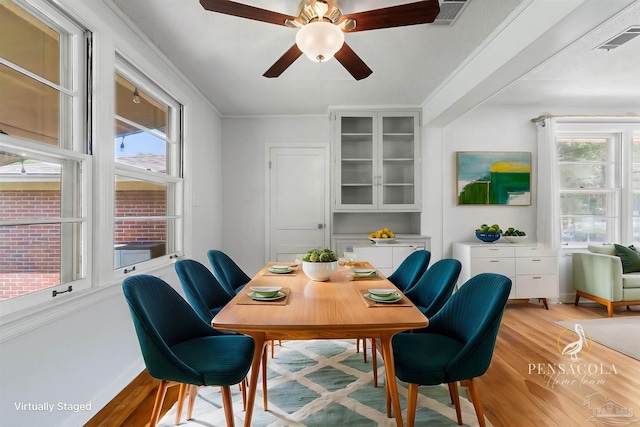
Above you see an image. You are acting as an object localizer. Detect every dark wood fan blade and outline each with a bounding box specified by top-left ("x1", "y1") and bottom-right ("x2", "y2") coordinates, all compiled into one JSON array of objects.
[
  {"x1": 334, "y1": 42, "x2": 372, "y2": 81},
  {"x1": 263, "y1": 45, "x2": 303, "y2": 78},
  {"x1": 340, "y1": 0, "x2": 440, "y2": 32},
  {"x1": 200, "y1": 0, "x2": 297, "y2": 27}
]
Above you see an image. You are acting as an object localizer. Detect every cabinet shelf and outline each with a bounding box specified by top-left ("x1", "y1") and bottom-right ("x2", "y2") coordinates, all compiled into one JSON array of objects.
[{"x1": 334, "y1": 111, "x2": 420, "y2": 211}]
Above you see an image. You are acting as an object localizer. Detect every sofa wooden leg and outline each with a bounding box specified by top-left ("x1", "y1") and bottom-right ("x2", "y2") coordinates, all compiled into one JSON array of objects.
[
  {"x1": 574, "y1": 293, "x2": 581, "y2": 306},
  {"x1": 607, "y1": 303, "x2": 613, "y2": 317}
]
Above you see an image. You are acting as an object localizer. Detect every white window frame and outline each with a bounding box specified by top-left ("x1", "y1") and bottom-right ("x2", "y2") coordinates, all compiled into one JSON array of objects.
[
  {"x1": 0, "y1": 0, "x2": 90, "y2": 317},
  {"x1": 113, "y1": 57, "x2": 183, "y2": 274},
  {"x1": 556, "y1": 121, "x2": 639, "y2": 248}
]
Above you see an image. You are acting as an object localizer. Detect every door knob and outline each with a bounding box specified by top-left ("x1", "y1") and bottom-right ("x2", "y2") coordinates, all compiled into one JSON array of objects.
[{"x1": 318, "y1": 223, "x2": 324, "y2": 229}]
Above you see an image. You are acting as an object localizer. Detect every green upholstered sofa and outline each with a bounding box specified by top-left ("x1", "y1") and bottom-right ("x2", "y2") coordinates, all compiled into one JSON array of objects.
[{"x1": 573, "y1": 245, "x2": 640, "y2": 316}]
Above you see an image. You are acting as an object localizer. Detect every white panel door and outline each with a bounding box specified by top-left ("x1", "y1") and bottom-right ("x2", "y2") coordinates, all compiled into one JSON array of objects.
[{"x1": 267, "y1": 145, "x2": 330, "y2": 263}]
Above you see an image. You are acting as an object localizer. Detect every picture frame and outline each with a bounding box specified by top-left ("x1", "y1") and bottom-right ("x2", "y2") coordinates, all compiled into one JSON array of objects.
[{"x1": 456, "y1": 151, "x2": 531, "y2": 205}]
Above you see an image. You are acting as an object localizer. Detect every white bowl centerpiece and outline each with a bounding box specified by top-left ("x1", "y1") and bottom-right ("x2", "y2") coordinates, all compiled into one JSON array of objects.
[
  {"x1": 302, "y1": 248, "x2": 338, "y2": 282},
  {"x1": 502, "y1": 227, "x2": 527, "y2": 243}
]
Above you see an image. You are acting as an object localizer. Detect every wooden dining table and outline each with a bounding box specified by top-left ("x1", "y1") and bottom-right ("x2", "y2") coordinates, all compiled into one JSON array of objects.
[{"x1": 211, "y1": 261, "x2": 428, "y2": 427}]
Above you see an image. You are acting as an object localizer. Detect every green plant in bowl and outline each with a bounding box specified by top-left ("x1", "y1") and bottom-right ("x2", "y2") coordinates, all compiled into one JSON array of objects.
[
  {"x1": 302, "y1": 248, "x2": 337, "y2": 262},
  {"x1": 302, "y1": 248, "x2": 338, "y2": 281}
]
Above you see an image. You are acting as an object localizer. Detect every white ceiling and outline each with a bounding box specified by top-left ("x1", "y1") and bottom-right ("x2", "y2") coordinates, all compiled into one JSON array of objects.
[{"x1": 107, "y1": 0, "x2": 640, "y2": 122}]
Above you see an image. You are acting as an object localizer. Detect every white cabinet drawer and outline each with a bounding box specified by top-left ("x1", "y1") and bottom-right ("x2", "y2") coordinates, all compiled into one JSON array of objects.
[
  {"x1": 471, "y1": 257, "x2": 515, "y2": 276},
  {"x1": 470, "y1": 246, "x2": 515, "y2": 258},
  {"x1": 515, "y1": 246, "x2": 556, "y2": 257},
  {"x1": 515, "y1": 275, "x2": 559, "y2": 298},
  {"x1": 516, "y1": 257, "x2": 557, "y2": 275}
]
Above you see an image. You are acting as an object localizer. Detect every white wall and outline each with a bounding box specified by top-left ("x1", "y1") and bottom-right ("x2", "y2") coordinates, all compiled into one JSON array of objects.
[
  {"x1": 429, "y1": 103, "x2": 638, "y2": 302},
  {"x1": 0, "y1": 1, "x2": 222, "y2": 426},
  {"x1": 221, "y1": 115, "x2": 330, "y2": 276}
]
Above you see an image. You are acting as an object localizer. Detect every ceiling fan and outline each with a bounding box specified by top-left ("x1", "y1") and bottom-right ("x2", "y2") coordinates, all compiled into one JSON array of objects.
[{"x1": 199, "y1": 0, "x2": 440, "y2": 80}]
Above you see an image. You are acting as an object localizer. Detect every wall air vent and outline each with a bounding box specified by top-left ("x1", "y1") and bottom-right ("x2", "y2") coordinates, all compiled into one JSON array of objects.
[
  {"x1": 433, "y1": 0, "x2": 470, "y2": 26},
  {"x1": 596, "y1": 26, "x2": 640, "y2": 50}
]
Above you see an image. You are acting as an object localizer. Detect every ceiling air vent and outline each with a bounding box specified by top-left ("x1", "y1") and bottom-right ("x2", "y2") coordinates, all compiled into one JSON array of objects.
[
  {"x1": 596, "y1": 26, "x2": 640, "y2": 50},
  {"x1": 433, "y1": 0, "x2": 470, "y2": 26}
]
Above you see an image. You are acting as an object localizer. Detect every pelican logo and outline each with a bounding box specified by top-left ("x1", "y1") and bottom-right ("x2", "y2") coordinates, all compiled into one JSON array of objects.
[
  {"x1": 584, "y1": 393, "x2": 638, "y2": 426},
  {"x1": 528, "y1": 322, "x2": 618, "y2": 389},
  {"x1": 558, "y1": 323, "x2": 592, "y2": 360}
]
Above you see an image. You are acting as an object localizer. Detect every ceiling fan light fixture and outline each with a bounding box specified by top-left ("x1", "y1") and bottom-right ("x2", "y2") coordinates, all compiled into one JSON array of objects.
[{"x1": 295, "y1": 21, "x2": 344, "y2": 63}]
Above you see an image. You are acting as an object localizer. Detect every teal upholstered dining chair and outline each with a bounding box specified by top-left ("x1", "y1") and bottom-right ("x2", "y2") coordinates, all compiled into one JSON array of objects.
[
  {"x1": 369, "y1": 258, "x2": 462, "y2": 387},
  {"x1": 391, "y1": 272, "x2": 512, "y2": 427},
  {"x1": 122, "y1": 274, "x2": 254, "y2": 427},
  {"x1": 387, "y1": 250, "x2": 431, "y2": 292},
  {"x1": 404, "y1": 258, "x2": 462, "y2": 316},
  {"x1": 175, "y1": 259, "x2": 233, "y2": 324},
  {"x1": 357, "y1": 250, "x2": 431, "y2": 362},
  {"x1": 207, "y1": 250, "x2": 252, "y2": 296}
]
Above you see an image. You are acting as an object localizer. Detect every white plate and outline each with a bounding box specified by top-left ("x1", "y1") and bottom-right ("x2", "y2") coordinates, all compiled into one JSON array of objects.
[
  {"x1": 365, "y1": 292, "x2": 402, "y2": 303},
  {"x1": 268, "y1": 267, "x2": 293, "y2": 274},
  {"x1": 250, "y1": 286, "x2": 282, "y2": 294},
  {"x1": 370, "y1": 238, "x2": 396, "y2": 244},
  {"x1": 248, "y1": 291, "x2": 286, "y2": 301},
  {"x1": 354, "y1": 268, "x2": 376, "y2": 275},
  {"x1": 272, "y1": 265, "x2": 291, "y2": 270},
  {"x1": 368, "y1": 288, "x2": 395, "y2": 297}
]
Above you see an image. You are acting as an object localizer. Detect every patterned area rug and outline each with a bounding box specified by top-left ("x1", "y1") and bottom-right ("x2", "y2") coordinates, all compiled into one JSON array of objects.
[{"x1": 158, "y1": 339, "x2": 491, "y2": 427}]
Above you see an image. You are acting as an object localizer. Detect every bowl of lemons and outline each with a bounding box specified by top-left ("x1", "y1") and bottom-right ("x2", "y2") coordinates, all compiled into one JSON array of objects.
[{"x1": 368, "y1": 228, "x2": 396, "y2": 244}]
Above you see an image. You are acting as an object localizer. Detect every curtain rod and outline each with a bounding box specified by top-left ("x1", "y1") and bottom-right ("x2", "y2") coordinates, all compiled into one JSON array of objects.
[{"x1": 531, "y1": 114, "x2": 640, "y2": 123}]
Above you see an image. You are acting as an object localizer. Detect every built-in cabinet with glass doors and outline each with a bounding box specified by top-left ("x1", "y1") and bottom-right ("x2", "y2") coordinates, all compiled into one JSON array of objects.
[{"x1": 333, "y1": 111, "x2": 420, "y2": 211}]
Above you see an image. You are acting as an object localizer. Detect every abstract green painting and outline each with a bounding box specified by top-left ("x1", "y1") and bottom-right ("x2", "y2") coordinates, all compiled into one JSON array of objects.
[{"x1": 456, "y1": 151, "x2": 531, "y2": 205}]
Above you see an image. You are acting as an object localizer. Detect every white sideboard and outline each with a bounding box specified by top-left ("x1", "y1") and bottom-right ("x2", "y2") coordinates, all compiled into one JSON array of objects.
[
  {"x1": 452, "y1": 242, "x2": 559, "y2": 308},
  {"x1": 352, "y1": 244, "x2": 424, "y2": 277}
]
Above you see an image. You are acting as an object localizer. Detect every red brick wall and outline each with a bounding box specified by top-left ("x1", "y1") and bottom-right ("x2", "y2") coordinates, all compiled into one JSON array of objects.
[
  {"x1": 1, "y1": 187, "x2": 167, "y2": 300},
  {"x1": 115, "y1": 189, "x2": 167, "y2": 243}
]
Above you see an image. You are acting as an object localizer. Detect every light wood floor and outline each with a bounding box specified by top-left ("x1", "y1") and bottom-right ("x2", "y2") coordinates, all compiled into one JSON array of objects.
[{"x1": 87, "y1": 302, "x2": 640, "y2": 426}]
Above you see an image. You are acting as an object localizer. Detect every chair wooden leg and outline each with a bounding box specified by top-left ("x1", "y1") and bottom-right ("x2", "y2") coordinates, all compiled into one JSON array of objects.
[
  {"x1": 406, "y1": 383, "x2": 420, "y2": 427},
  {"x1": 363, "y1": 338, "x2": 368, "y2": 362},
  {"x1": 262, "y1": 346, "x2": 269, "y2": 411},
  {"x1": 187, "y1": 385, "x2": 197, "y2": 420},
  {"x1": 221, "y1": 386, "x2": 235, "y2": 427},
  {"x1": 149, "y1": 380, "x2": 170, "y2": 427},
  {"x1": 448, "y1": 382, "x2": 463, "y2": 425},
  {"x1": 175, "y1": 383, "x2": 188, "y2": 424},
  {"x1": 371, "y1": 338, "x2": 378, "y2": 387},
  {"x1": 240, "y1": 378, "x2": 247, "y2": 411},
  {"x1": 607, "y1": 302, "x2": 614, "y2": 317},
  {"x1": 461, "y1": 379, "x2": 486, "y2": 427}
]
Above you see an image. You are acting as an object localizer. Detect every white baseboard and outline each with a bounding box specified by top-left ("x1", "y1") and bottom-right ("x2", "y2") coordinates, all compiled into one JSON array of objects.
[{"x1": 58, "y1": 358, "x2": 146, "y2": 427}]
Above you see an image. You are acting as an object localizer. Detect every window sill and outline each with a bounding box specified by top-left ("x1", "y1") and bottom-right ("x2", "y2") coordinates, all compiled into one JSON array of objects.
[{"x1": 0, "y1": 262, "x2": 176, "y2": 343}]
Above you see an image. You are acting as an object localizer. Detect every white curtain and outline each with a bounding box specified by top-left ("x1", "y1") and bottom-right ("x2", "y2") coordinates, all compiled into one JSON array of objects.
[{"x1": 536, "y1": 118, "x2": 560, "y2": 251}]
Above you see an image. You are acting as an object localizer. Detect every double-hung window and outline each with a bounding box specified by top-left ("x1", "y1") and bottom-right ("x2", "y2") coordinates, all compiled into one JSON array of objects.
[
  {"x1": 0, "y1": 0, "x2": 90, "y2": 314},
  {"x1": 113, "y1": 60, "x2": 182, "y2": 270},
  {"x1": 556, "y1": 121, "x2": 639, "y2": 247}
]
